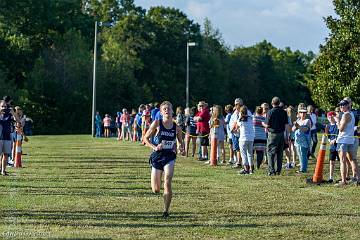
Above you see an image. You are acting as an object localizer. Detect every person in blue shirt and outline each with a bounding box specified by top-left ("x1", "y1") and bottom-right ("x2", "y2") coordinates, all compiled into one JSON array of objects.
[
  {"x1": 95, "y1": 111, "x2": 102, "y2": 137},
  {"x1": 115, "y1": 111, "x2": 122, "y2": 140},
  {"x1": 151, "y1": 102, "x2": 160, "y2": 122},
  {"x1": 134, "y1": 105, "x2": 145, "y2": 142},
  {"x1": 154, "y1": 109, "x2": 162, "y2": 121},
  {"x1": 326, "y1": 111, "x2": 339, "y2": 183}
]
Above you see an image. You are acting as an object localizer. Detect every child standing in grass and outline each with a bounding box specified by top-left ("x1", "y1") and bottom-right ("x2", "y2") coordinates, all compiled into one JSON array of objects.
[
  {"x1": 237, "y1": 105, "x2": 255, "y2": 174},
  {"x1": 209, "y1": 105, "x2": 226, "y2": 164},
  {"x1": 325, "y1": 111, "x2": 339, "y2": 183}
]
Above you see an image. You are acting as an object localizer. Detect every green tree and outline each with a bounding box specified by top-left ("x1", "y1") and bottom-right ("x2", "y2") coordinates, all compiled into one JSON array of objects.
[
  {"x1": 26, "y1": 29, "x2": 92, "y2": 134},
  {"x1": 309, "y1": 0, "x2": 360, "y2": 110},
  {"x1": 138, "y1": 6, "x2": 202, "y2": 107},
  {"x1": 192, "y1": 18, "x2": 229, "y2": 106}
]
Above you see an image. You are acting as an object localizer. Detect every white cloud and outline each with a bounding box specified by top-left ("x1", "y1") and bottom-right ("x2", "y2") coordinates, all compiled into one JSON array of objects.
[{"x1": 186, "y1": 1, "x2": 212, "y2": 20}]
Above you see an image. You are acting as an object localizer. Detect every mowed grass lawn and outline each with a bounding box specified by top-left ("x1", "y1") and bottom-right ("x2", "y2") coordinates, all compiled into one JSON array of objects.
[{"x1": 0, "y1": 135, "x2": 360, "y2": 240}]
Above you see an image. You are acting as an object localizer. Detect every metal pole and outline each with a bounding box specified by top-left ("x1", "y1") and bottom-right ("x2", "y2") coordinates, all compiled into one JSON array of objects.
[
  {"x1": 186, "y1": 43, "x2": 189, "y2": 109},
  {"x1": 92, "y1": 21, "x2": 97, "y2": 137}
]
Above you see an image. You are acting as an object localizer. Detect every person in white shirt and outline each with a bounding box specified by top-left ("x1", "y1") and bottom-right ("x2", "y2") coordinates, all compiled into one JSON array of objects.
[{"x1": 237, "y1": 105, "x2": 255, "y2": 174}]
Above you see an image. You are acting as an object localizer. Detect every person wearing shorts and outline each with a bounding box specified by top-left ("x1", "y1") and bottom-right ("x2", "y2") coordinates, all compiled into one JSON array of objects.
[
  {"x1": 336, "y1": 100, "x2": 360, "y2": 186},
  {"x1": 103, "y1": 114, "x2": 111, "y2": 138},
  {"x1": 0, "y1": 100, "x2": 20, "y2": 176},
  {"x1": 144, "y1": 101, "x2": 184, "y2": 218}
]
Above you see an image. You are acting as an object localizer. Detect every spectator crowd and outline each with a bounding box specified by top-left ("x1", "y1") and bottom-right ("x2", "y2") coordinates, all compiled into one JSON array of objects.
[{"x1": 94, "y1": 96, "x2": 359, "y2": 186}]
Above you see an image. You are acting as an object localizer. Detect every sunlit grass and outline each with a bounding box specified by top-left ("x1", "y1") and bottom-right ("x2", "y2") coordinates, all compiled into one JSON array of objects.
[{"x1": 0, "y1": 135, "x2": 359, "y2": 239}]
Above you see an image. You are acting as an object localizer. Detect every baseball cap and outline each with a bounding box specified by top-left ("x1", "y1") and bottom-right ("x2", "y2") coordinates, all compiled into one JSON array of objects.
[
  {"x1": 298, "y1": 107, "x2": 307, "y2": 113},
  {"x1": 197, "y1": 101, "x2": 206, "y2": 107},
  {"x1": 338, "y1": 100, "x2": 350, "y2": 106},
  {"x1": 327, "y1": 111, "x2": 336, "y2": 118},
  {"x1": 234, "y1": 98, "x2": 243, "y2": 105}
]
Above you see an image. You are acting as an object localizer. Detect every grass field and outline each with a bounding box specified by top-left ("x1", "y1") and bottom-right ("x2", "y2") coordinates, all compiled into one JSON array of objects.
[{"x1": 0, "y1": 135, "x2": 360, "y2": 239}]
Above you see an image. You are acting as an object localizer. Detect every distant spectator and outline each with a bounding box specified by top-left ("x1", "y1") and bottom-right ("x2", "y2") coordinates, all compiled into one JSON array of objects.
[
  {"x1": 194, "y1": 101, "x2": 211, "y2": 160},
  {"x1": 103, "y1": 114, "x2": 111, "y2": 138},
  {"x1": 0, "y1": 100, "x2": 20, "y2": 176},
  {"x1": 134, "y1": 105, "x2": 145, "y2": 142},
  {"x1": 184, "y1": 107, "x2": 197, "y2": 157},
  {"x1": 307, "y1": 105, "x2": 318, "y2": 159},
  {"x1": 325, "y1": 111, "x2": 339, "y2": 183},
  {"x1": 336, "y1": 99, "x2": 360, "y2": 186},
  {"x1": 209, "y1": 105, "x2": 226, "y2": 164},
  {"x1": 121, "y1": 108, "x2": 131, "y2": 141},
  {"x1": 253, "y1": 106, "x2": 267, "y2": 169},
  {"x1": 237, "y1": 105, "x2": 255, "y2": 174},
  {"x1": 224, "y1": 104, "x2": 235, "y2": 164},
  {"x1": 292, "y1": 106, "x2": 311, "y2": 173},
  {"x1": 24, "y1": 115, "x2": 33, "y2": 136},
  {"x1": 95, "y1": 111, "x2": 102, "y2": 138},
  {"x1": 115, "y1": 111, "x2": 122, "y2": 140},
  {"x1": 151, "y1": 102, "x2": 160, "y2": 122}
]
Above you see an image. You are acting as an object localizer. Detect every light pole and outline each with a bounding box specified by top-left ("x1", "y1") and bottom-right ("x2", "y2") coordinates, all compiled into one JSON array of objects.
[
  {"x1": 92, "y1": 21, "x2": 112, "y2": 137},
  {"x1": 186, "y1": 42, "x2": 196, "y2": 109}
]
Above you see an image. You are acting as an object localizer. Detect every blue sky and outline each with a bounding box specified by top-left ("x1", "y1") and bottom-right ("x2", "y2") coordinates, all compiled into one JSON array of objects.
[{"x1": 135, "y1": 0, "x2": 335, "y2": 53}]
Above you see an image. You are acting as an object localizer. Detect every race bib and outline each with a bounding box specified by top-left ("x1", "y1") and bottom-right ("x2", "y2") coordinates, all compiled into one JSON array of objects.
[{"x1": 162, "y1": 140, "x2": 175, "y2": 150}]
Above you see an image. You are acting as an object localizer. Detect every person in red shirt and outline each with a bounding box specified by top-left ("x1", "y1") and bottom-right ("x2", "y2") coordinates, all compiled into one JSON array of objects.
[{"x1": 194, "y1": 101, "x2": 211, "y2": 160}]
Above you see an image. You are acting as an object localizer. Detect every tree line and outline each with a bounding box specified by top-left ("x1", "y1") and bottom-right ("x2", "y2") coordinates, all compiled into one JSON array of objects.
[{"x1": 1, "y1": 0, "x2": 347, "y2": 134}]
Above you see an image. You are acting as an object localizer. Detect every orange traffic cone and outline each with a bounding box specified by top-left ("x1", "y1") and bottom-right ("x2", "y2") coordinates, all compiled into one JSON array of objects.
[
  {"x1": 14, "y1": 132, "x2": 23, "y2": 168},
  {"x1": 210, "y1": 137, "x2": 218, "y2": 166},
  {"x1": 311, "y1": 135, "x2": 327, "y2": 183}
]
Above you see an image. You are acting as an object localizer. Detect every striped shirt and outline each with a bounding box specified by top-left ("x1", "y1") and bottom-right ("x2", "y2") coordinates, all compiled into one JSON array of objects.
[{"x1": 253, "y1": 115, "x2": 266, "y2": 140}]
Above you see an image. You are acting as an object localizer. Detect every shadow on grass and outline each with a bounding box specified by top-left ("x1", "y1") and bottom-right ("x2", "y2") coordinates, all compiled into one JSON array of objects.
[
  {"x1": 2, "y1": 210, "x2": 264, "y2": 229},
  {"x1": 229, "y1": 211, "x2": 360, "y2": 218},
  {"x1": 1, "y1": 209, "x2": 195, "y2": 222},
  {"x1": 30, "y1": 159, "x2": 146, "y2": 164},
  {"x1": 54, "y1": 238, "x2": 111, "y2": 240},
  {"x1": 30, "y1": 165, "x2": 150, "y2": 170},
  {"x1": 33, "y1": 156, "x2": 146, "y2": 161},
  {"x1": 0, "y1": 184, "x2": 148, "y2": 191}
]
